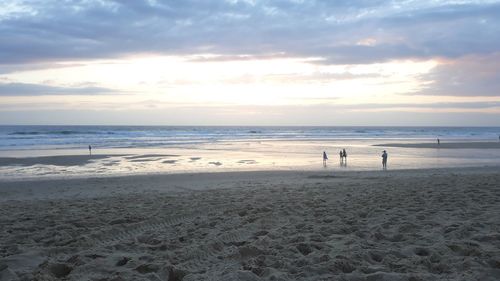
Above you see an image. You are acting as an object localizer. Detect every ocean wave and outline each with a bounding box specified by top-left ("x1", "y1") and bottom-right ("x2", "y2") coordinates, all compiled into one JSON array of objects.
[
  {"x1": 2, "y1": 126, "x2": 499, "y2": 150},
  {"x1": 8, "y1": 130, "x2": 115, "y2": 136},
  {"x1": 8, "y1": 131, "x2": 40, "y2": 135},
  {"x1": 50, "y1": 130, "x2": 91, "y2": 135}
]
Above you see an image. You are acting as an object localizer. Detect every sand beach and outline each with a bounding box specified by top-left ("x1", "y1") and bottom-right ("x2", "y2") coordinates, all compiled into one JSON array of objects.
[
  {"x1": 1, "y1": 131, "x2": 500, "y2": 280},
  {"x1": 1, "y1": 165, "x2": 500, "y2": 280},
  {"x1": 2, "y1": 0, "x2": 500, "y2": 278}
]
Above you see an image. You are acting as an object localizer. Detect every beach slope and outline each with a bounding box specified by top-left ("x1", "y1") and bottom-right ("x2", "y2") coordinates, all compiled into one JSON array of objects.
[{"x1": 1, "y1": 168, "x2": 500, "y2": 280}]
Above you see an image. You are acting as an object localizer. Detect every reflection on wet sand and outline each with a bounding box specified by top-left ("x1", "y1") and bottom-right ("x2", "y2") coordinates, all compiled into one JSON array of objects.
[{"x1": 1, "y1": 139, "x2": 500, "y2": 180}]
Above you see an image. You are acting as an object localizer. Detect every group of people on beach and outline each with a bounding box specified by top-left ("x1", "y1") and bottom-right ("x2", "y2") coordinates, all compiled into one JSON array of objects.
[
  {"x1": 323, "y1": 149, "x2": 388, "y2": 169},
  {"x1": 323, "y1": 150, "x2": 346, "y2": 167},
  {"x1": 339, "y1": 149, "x2": 347, "y2": 161},
  {"x1": 322, "y1": 149, "x2": 348, "y2": 165}
]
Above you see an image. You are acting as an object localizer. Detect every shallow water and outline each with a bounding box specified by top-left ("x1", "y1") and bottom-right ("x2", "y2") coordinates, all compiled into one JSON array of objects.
[{"x1": 1, "y1": 139, "x2": 500, "y2": 180}]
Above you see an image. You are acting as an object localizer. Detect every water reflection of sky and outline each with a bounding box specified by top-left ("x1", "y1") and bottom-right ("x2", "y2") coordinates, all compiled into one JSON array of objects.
[{"x1": 1, "y1": 139, "x2": 500, "y2": 180}]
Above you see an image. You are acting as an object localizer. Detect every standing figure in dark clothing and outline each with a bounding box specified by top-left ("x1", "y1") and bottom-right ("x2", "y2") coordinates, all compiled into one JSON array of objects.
[{"x1": 382, "y1": 150, "x2": 388, "y2": 170}]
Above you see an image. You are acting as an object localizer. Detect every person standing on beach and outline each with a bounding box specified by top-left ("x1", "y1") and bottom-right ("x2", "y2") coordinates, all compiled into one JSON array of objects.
[
  {"x1": 437, "y1": 138, "x2": 440, "y2": 146},
  {"x1": 339, "y1": 150, "x2": 343, "y2": 163},
  {"x1": 323, "y1": 151, "x2": 328, "y2": 167},
  {"x1": 382, "y1": 150, "x2": 388, "y2": 169},
  {"x1": 342, "y1": 149, "x2": 347, "y2": 162},
  {"x1": 89, "y1": 145, "x2": 92, "y2": 156}
]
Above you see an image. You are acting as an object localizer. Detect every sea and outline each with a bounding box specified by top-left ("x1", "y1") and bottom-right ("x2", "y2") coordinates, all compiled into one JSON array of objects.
[
  {"x1": 1, "y1": 126, "x2": 499, "y2": 151},
  {"x1": 1, "y1": 126, "x2": 499, "y2": 179}
]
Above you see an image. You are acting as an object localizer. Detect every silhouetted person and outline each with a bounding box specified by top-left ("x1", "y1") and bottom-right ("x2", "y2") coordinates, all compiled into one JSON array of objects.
[
  {"x1": 89, "y1": 145, "x2": 92, "y2": 156},
  {"x1": 339, "y1": 150, "x2": 343, "y2": 163},
  {"x1": 382, "y1": 150, "x2": 388, "y2": 169},
  {"x1": 342, "y1": 149, "x2": 347, "y2": 162},
  {"x1": 437, "y1": 138, "x2": 440, "y2": 146},
  {"x1": 323, "y1": 151, "x2": 328, "y2": 167}
]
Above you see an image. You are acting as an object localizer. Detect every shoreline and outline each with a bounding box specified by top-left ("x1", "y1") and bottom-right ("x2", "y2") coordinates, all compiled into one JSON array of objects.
[
  {"x1": 1, "y1": 155, "x2": 500, "y2": 183},
  {"x1": 2, "y1": 140, "x2": 500, "y2": 181},
  {"x1": 2, "y1": 137, "x2": 499, "y2": 155}
]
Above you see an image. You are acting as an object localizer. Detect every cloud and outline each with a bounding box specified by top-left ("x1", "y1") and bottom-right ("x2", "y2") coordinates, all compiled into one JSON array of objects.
[
  {"x1": 0, "y1": 62, "x2": 86, "y2": 75},
  {"x1": 0, "y1": 0, "x2": 499, "y2": 65},
  {"x1": 412, "y1": 53, "x2": 500, "y2": 96},
  {"x1": 0, "y1": 82, "x2": 118, "y2": 96},
  {"x1": 2, "y1": 96, "x2": 498, "y2": 112},
  {"x1": 336, "y1": 101, "x2": 500, "y2": 110}
]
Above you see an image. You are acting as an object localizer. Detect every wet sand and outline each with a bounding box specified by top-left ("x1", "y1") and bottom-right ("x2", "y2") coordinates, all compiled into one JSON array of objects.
[
  {"x1": 374, "y1": 141, "x2": 500, "y2": 149},
  {"x1": 0, "y1": 155, "x2": 118, "y2": 167},
  {"x1": 1, "y1": 167, "x2": 500, "y2": 280}
]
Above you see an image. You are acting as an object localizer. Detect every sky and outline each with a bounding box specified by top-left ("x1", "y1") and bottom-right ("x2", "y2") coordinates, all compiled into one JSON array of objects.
[{"x1": 0, "y1": 0, "x2": 499, "y2": 126}]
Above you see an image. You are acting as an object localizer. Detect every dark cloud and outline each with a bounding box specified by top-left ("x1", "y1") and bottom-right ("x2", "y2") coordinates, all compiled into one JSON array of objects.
[
  {"x1": 0, "y1": 0, "x2": 499, "y2": 65},
  {"x1": 0, "y1": 82, "x2": 118, "y2": 96},
  {"x1": 0, "y1": 62, "x2": 87, "y2": 75}
]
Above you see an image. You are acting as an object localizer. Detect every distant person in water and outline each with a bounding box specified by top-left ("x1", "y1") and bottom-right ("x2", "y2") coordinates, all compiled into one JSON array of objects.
[
  {"x1": 382, "y1": 150, "x2": 388, "y2": 169},
  {"x1": 323, "y1": 151, "x2": 328, "y2": 166},
  {"x1": 437, "y1": 138, "x2": 440, "y2": 146},
  {"x1": 88, "y1": 145, "x2": 92, "y2": 156}
]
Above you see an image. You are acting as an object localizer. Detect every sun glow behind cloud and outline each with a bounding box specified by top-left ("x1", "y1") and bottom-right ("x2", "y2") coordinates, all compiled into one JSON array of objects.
[
  {"x1": 1, "y1": 0, "x2": 499, "y2": 125},
  {"x1": 1, "y1": 55, "x2": 439, "y2": 108}
]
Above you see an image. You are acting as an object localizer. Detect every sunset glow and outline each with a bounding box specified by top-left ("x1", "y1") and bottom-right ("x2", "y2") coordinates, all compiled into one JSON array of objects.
[{"x1": 0, "y1": 0, "x2": 499, "y2": 125}]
